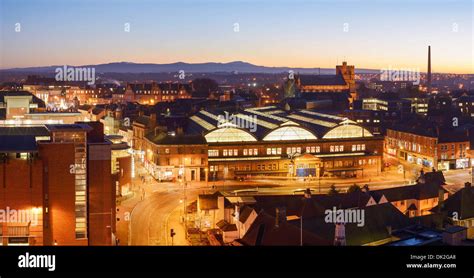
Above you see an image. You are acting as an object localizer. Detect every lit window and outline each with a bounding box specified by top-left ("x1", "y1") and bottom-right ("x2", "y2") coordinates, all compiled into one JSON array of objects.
[{"x1": 208, "y1": 150, "x2": 219, "y2": 157}]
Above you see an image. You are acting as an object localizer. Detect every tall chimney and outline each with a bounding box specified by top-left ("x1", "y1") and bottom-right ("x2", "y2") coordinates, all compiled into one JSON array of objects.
[{"x1": 427, "y1": 45, "x2": 432, "y2": 94}]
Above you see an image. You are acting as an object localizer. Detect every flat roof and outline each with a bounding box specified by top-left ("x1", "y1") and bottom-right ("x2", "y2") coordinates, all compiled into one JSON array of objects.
[
  {"x1": 45, "y1": 124, "x2": 93, "y2": 132},
  {"x1": 0, "y1": 135, "x2": 38, "y2": 152}
]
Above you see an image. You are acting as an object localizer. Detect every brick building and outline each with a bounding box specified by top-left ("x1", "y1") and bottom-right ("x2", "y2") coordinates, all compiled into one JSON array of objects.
[
  {"x1": 0, "y1": 122, "x2": 115, "y2": 246},
  {"x1": 141, "y1": 106, "x2": 385, "y2": 181},
  {"x1": 385, "y1": 123, "x2": 471, "y2": 171}
]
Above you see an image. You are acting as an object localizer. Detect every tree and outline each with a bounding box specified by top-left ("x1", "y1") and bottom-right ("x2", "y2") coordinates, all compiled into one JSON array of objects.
[
  {"x1": 192, "y1": 78, "x2": 218, "y2": 98},
  {"x1": 328, "y1": 184, "x2": 339, "y2": 196},
  {"x1": 347, "y1": 184, "x2": 361, "y2": 193}
]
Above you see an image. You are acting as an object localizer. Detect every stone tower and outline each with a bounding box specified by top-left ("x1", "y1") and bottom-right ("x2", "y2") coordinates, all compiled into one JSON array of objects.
[{"x1": 336, "y1": 61, "x2": 356, "y2": 99}]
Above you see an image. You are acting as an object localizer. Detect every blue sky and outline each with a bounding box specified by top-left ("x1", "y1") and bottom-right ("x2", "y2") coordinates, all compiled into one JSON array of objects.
[{"x1": 0, "y1": 0, "x2": 472, "y2": 73}]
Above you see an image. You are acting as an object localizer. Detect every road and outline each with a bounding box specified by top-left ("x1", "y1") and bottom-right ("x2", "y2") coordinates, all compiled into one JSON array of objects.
[
  {"x1": 123, "y1": 158, "x2": 472, "y2": 246},
  {"x1": 130, "y1": 188, "x2": 199, "y2": 245}
]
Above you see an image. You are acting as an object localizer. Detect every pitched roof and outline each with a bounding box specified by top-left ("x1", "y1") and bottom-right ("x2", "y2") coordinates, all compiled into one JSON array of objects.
[
  {"x1": 432, "y1": 185, "x2": 474, "y2": 220},
  {"x1": 298, "y1": 74, "x2": 347, "y2": 86},
  {"x1": 198, "y1": 192, "x2": 221, "y2": 210},
  {"x1": 293, "y1": 203, "x2": 413, "y2": 246},
  {"x1": 145, "y1": 133, "x2": 206, "y2": 145},
  {"x1": 91, "y1": 107, "x2": 105, "y2": 115},
  {"x1": 369, "y1": 178, "x2": 446, "y2": 203},
  {"x1": 238, "y1": 206, "x2": 254, "y2": 223},
  {"x1": 134, "y1": 115, "x2": 150, "y2": 126},
  {"x1": 240, "y1": 211, "x2": 331, "y2": 246},
  {"x1": 216, "y1": 219, "x2": 237, "y2": 232}
]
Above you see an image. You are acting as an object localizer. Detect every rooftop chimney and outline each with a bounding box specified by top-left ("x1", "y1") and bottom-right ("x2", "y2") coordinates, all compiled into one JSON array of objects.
[
  {"x1": 304, "y1": 188, "x2": 312, "y2": 199},
  {"x1": 417, "y1": 169, "x2": 426, "y2": 184},
  {"x1": 275, "y1": 207, "x2": 286, "y2": 228}
]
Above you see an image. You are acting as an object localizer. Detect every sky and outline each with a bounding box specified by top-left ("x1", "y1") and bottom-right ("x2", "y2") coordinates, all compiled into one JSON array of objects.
[{"x1": 0, "y1": 0, "x2": 473, "y2": 73}]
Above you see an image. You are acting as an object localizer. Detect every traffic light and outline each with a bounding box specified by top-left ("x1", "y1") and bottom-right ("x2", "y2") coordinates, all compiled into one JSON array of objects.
[{"x1": 170, "y1": 229, "x2": 176, "y2": 238}]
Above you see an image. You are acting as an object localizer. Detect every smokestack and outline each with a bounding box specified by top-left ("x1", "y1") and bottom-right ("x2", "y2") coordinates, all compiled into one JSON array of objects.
[{"x1": 427, "y1": 45, "x2": 432, "y2": 94}]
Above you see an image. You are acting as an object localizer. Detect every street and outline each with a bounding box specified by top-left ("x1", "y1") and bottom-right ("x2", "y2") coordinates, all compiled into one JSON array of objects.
[{"x1": 118, "y1": 158, "x2": 472, "y2": 246}]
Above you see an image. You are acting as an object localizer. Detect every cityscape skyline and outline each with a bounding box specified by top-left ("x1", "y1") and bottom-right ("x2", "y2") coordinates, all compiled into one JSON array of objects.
[
  {"x1": 1, "y1": 0, "x2": 473, "y2": 73},
  {"x1": 1, "y1": 0, "x2": 474, "y2": 273}
]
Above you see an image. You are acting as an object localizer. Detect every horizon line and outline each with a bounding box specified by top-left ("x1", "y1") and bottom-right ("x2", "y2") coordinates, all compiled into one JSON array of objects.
[{"x1": 1, "y1": 60, "x2": 473, "y2": 75}]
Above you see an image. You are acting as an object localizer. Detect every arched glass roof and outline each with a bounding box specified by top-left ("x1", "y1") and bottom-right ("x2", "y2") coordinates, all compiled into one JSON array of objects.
[
  {"x1": 205, "y1": 127, "x2": 257, "y2": 143},
  {"x1": 263, "y1": 126, "x2": 317, "y2": 141},
  {"x1": 323, "y1": 124, "x2": 373, "y2": 139}
]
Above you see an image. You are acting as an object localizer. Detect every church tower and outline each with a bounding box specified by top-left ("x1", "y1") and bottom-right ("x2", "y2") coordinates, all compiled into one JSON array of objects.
[{"x1": 336, "y1": 61, "x2": 357, "y2": 100}]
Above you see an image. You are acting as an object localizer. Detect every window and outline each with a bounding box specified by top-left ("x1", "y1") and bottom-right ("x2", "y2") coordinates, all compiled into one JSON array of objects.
[
  {"x1": 223, "y1": 150, "x2": 228, "y2": 156},
  {"x1": 287, "y1": 147, "x2": 301, "y2": 155},
  {"x1": 208, "y1": 150, "x2": 219, "y2": 157},
  {"x1": 352, "y1": 144, "x2": 366, "y2": 151},
  {"x1": 267, "y1": 148, "x2": 282, "y2": 155}
]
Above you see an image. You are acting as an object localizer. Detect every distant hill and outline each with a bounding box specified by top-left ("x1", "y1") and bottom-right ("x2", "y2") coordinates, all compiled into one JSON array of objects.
[{"x1": 1, "y1": 61, "x2": 380, "y2": 74}]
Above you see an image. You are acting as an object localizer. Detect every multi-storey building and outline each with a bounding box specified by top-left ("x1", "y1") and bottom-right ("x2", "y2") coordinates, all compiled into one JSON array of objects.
[
  {"x1": 358, "y1": 97, "x2": 411, "y2": 115},
  {"x1": 143, "y1": 133, "x2": 208, "y2": 182},
  {"x1": 123, "y1": 82, "x2": 192, "y2": 105},
  {"x1": 455, "y1": 94, "x2": 474, "y2": 119},
  {"x1": 170, "y1": 106, "x2": 384, "y2": 180},
  {"x1": 405, "y1": 97, "x2": 429, "y2": 115},
  {"x1": 385, "y1": 124, "x2": 471, "y2": 171},
  {"x1": 0, "y1": 122, "x2": 115, "y2": 246}
]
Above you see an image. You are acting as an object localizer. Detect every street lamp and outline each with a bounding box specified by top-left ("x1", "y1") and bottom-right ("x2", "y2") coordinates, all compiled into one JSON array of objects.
[
  {"x1": 205, "y1": 167, "x2": 209, "y2": 188},
  {"x1": 183, "y1": 157, "x2": 188, "y2": 239},
  {"x1": 300, "y1": 189, "x2": 311, "y2": 246}
]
